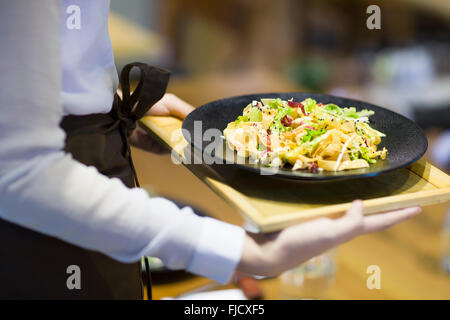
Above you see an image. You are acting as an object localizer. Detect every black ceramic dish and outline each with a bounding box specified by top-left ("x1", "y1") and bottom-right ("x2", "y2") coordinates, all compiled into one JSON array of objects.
[{"x1": 182, "y1": 92, "x2": 428, "y2": 182}]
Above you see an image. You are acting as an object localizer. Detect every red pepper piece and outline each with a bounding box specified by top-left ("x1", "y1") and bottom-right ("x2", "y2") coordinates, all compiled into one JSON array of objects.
[
  {"x1": 281, "y1": 115, "x2": 293, "y2": 127},
  {"x1": 288, "y1": 100, "x2": 306, "y2": 115}
]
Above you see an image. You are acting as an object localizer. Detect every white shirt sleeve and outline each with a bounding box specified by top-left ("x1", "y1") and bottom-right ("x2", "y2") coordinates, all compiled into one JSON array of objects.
[{"x1": 0, "y1": 0, "x2": 245, "y2": 285}]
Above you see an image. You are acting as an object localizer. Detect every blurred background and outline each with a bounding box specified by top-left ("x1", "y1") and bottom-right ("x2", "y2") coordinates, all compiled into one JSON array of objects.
[{"x1": 108, "y1": 0, "x2": 450, "y2": 299}]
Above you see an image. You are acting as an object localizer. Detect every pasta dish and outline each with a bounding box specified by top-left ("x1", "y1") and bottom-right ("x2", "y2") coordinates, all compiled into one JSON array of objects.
[{"x1": 223, "y1": 98, "x2": 387, "y2": 172}]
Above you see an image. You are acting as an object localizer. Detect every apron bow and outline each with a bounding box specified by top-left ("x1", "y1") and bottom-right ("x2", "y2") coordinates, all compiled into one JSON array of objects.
[{"x1": 112, "y1": 62, "x2": 170, "y2": 136}]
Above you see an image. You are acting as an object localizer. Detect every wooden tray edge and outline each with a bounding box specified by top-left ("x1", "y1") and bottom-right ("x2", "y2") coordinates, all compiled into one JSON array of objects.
[
  {"x1": 408, "y1": 159, "x2": 450, "y2": 188},
  {"x1": 257, "y1": 187, "x2": 450, "y2": 232}
]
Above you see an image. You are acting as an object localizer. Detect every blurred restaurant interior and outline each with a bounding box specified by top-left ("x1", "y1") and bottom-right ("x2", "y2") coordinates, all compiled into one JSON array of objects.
[{"x1": 109, "y1": 0, "x2": 450, "y2": 299}]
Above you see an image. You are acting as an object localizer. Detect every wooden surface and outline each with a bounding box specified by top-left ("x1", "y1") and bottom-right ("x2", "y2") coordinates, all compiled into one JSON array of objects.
[{"x1": 139, "y1": 115, "x2": 450, "y2": 233}]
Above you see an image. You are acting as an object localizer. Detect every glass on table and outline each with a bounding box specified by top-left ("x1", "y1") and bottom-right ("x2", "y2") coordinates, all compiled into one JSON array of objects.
[{"x1": 278, "y1": 249, "x2": 337, "y2": 299}]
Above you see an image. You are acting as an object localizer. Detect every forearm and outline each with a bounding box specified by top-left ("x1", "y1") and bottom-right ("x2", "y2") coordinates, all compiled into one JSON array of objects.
[
  {"x1": 1, "y1": 151, "x2": 190, "y2": 261},
  {"x1": 236, "y1": 234, "x2": 270, "y2": 276},
  {"x1": 162, "y1": 93, "x2": 195, "y2": 118},
  {"x1": 145, "y1": 93, "x2": 195, "y2": 119}
]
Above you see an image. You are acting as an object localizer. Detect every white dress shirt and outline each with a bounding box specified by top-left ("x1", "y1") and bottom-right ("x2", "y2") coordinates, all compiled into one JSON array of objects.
[
  {"x1": 61, "y1": 0, "x2": 118, "y2": 115},
  {"x1": 0, "y1": 0, "x2": 245, "y2": 284}
]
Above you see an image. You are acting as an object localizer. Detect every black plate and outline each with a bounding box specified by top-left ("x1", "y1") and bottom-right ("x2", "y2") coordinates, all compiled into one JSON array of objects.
[{"x1": 182, "y1": 92, "x2": 428, "y2": 181}]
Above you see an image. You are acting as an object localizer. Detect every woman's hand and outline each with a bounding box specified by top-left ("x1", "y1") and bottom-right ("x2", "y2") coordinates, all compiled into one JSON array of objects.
[
  {"x1": 146, "y1": 93, "x2": 195, "y2": 119},
  {"x1": 130, "y1": 93, "x2": 194, "y2": 153},
  {"x1": 237, "y1": 200, "x2": 421, "y2": 277}
]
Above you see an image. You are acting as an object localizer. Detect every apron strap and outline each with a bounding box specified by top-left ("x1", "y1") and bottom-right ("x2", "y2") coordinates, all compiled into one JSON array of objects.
[
  {"x1": 112, "y1": 62, "x2": 171, "y2": 187},
  {"x1": 113, "y1": 63, "x2": 171, "y2": 300}
]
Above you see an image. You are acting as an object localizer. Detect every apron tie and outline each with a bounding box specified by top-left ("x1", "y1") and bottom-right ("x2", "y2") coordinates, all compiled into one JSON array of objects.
[
  {"x1": 112, "y1": 62, "x2": 171, "y2": 187},
  {"x1": 112, "y1": 62, "x2": 170, "y2": 300}
]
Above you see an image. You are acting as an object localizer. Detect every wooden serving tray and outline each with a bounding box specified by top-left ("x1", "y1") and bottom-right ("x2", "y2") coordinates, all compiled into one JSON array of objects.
[{"x1": 140, "y1": 116, "x2": 450, "y2": 233}]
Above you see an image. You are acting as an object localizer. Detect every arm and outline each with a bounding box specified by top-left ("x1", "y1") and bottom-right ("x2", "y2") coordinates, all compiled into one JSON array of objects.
[
  {"x1": 0, "y1": 0, "x2": 244, "y2": 284},
  {"x1": 148, "y1": 93, "x2": 195, "y2": 119}
]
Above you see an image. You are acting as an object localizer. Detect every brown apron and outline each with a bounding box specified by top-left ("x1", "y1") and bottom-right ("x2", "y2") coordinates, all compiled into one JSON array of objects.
[{"x1": 0, "y1": 63, "x2": 170, "y2": 299}]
